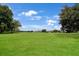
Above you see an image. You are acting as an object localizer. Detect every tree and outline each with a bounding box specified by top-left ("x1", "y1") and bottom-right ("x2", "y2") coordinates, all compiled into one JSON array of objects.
[
  {"x1": 51, "y1": 30, "x2": 61, "y2": 33},
  {"x1": 0, "y1": 5, "x2": 13, "y2": 33},
  {"x1": 10, "y1": 20, "x2": 21, "y2": 32},
  {"x1": 0, "y1": 4, "x2": 21, "y2": 33},
  {"x1": 41, "y1": 29, "x2": 47, "y2": 32},
  {"x1": 0, "y1": 23, "x2": 6, "y2": 32},
  {"x1": 60, "y1": 4, "x2": 79, "y2": 33}
]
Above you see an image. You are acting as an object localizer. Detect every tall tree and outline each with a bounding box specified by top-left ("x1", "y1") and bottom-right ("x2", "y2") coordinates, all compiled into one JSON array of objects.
[
  {"x1": 0, "y1": 4, "x2": 21, "y2": 33},
  {"x1": 0, "y1": 5, "x2": 13, "y2": 32},
  {"x1": 60, "y1": 4, "x2": 79, "y2": 32}
]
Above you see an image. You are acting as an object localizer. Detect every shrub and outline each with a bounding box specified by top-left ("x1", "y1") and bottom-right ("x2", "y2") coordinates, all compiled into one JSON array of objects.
[
  {"x1": 41, "y1": 29, "x2": 47, "y2": 32},
  {"x1": 51, "y1": 30, "x2": 61, "y2": 33}
]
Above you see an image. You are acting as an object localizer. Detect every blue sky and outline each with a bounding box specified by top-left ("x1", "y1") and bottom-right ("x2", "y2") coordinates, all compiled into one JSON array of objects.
[{"x1": 5, "y1": 3, "x2": 74, "y2": 31}]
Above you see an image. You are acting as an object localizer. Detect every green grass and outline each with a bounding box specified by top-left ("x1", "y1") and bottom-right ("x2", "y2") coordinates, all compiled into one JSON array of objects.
[{"x1": 0, "y1": 32, "x2": 79, "y2": 56}]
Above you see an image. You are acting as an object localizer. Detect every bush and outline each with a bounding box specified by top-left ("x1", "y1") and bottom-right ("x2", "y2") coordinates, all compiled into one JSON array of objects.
[
  {"x1": 41, "y1": 29, "x2": 47, "y2": 32},
  {"x1": 27, "y1": 31, "x2": 33, "y2": 32},
  {"x1": 50, "y1": 30, "x2": 61, "y2": 33}
]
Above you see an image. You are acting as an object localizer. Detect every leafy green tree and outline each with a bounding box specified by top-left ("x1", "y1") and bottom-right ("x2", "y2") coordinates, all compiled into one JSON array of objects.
[
  {"x1": 60, "y1": 4, "x2": 79, "y2": 32},
  {"x1": 0, "y1": 5, "x2": 21, "y2": 33},
  {"x1": 0, "y1": 5, "x2": 13, "y2": 32},
  {"x1": 41, "y1": 29, "x2": 47, "y2": 32},
  {"x1": 0, "y1": 23, "x2": 5, "y2": 32},
  {"x1": 10, "y1": 20, "x2": 21, "y2": 32}
]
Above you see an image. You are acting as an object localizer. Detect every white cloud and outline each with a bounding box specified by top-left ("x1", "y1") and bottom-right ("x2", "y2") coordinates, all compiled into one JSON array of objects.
[
  {"x1": 47, "y1": 19, "x2": 57, "y2": 25},
  {"x1": 18, "y1": 10, "x2": 42, "y2": 20},
  {"x1": 19, "y1": 10, "x2": 38, "y2": 16}
]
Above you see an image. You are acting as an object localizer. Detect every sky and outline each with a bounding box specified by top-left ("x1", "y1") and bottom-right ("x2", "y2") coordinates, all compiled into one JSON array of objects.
[{"x1": 4, "y1": 3, "x2": 74, "y2": 31}]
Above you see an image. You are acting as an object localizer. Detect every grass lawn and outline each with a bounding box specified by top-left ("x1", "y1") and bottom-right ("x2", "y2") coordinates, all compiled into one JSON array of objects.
[{"x1": 0, "y1": 32, "x2": 79, "y2": 56}]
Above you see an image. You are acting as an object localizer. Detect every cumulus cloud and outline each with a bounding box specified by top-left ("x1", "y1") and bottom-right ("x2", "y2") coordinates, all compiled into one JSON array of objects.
[
  {"x1": 18, "y1": 14, "x2": 61, "y2": 31},
  {"x1": 18, "y1": 10, "x2": 38, "y2": 16},
  {"x1": 47, "y1": 19, "x2": 57, "y2": 25},
  {"x1": 18, "y1": 10, "x2": 43, "y2": 20}
]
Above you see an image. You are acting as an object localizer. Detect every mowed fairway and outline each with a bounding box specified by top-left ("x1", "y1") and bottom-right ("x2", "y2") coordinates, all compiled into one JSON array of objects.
[{"x1": 0, "y1": 32, "x2": 79, "y2": 56}]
